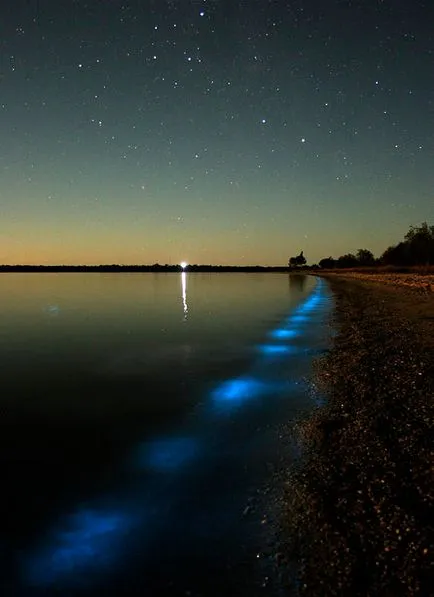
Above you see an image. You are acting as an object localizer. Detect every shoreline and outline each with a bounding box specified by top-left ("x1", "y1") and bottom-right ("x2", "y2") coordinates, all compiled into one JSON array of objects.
[
  {"x1": 278, "y1": 275, "x2": 433, "y2": 595},
  {"x1": 314, "y1": 270, "x2": 434, "y2": 293}
]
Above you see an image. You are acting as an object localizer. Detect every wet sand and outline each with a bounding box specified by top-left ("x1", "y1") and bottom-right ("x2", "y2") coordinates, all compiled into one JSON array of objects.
[{"x1": 279, "y1": 274, "x2": 434, "y2": 595}]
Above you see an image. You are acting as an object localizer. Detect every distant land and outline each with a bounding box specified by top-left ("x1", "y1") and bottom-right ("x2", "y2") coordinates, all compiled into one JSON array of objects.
[
  {"x1": 0, "y1": 264, "x2": 293, "y2": 273},
  {"x1": 2, "y1": 222, "x2": 432, "y2": 273}
]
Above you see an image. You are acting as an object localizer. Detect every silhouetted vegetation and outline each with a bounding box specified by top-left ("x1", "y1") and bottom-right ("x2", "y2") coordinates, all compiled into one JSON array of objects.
[
  {"x1": 2, "y1": 223, "x2": 432, "y2": 273},
  {"x1": 318, "y1": 257, "x2": 335, "y2": 269},
  {"x1": 317, "y1": 222, "x2": 434, "y2": 269},
  {"x1": 288, "y1": 250, "x2": 306, "y2": 268},
  {"x1": 356, "y1": 248, "x2": 375, "y2": 266},
  {"x1": 380, "y1": 222, "x2": 434, "y2": 266},
  {"x1": 337, "y1": 253, "x2": 359, "y2": 268}
]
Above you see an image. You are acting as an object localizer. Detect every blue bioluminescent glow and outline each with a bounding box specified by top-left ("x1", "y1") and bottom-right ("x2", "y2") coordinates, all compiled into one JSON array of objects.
[
  {"x1": 23, "y1": 280, "x2": 331, "y2": 591},
  {"x1": 211, "y1": 377, "x2": 267, "y2": 413},
  {"x1": 298, "y1": 297, "x2": 319, "y2": 311},
  {"x1": 258, "y1": 344, "x2": 297, "y2": 356},
  {"x1": 143, "y1": 436, "x2": 199, "y2": 472},
  {"x1": 287, "y1": 314, "x2": 310, "y2": 324},
  {"x1": 291, "y1": 289, "x2": 327, "y2": 316},
  {"x1": 25, "y1": 508, "x2": 133, "y2": 587},
  {"x1": 269, "y1": 328, "x2": 299, "y2": 340}
]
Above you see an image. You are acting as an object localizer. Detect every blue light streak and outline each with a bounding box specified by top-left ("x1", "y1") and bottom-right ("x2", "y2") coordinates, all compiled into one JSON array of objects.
[
  {"x1": 287, "y1": 314, "x2": 309, "y2": 324},
  {"x1": 258, "y1": 344, "x2": 296, "y2": 355},
  {"x1": 143, "y1": 436, "x2": 199, "y2": 472},
  {"x1": 299, "y1": 295, "x2": 320, "y2": 310},
  {"x1": 211, "y1": 377, "x2": 267, "y2": 413},
  {"x1": 25, "y1": 508, "x2": 134, "y2": 587},
  {"x1": 269, "y1": 328, "x2": 298, "y2": 340},
  {"x1": 22, "y1": 278, "x2": 332, "y2": 592}
]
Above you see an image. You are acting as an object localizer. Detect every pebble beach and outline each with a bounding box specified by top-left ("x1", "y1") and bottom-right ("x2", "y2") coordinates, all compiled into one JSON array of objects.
[{"x1": 279, "y1": 273, "x2": 434, "y2": 595}]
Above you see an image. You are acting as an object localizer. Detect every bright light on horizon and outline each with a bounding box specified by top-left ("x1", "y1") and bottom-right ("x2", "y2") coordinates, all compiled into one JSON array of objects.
[{"x1": 180, "y1": 261, "x2": 188, "y2": 269}]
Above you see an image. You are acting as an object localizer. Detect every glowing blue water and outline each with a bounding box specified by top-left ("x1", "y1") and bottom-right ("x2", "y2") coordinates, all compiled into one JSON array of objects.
[
  {"x1": 258, "y1": 344, "x2": 298, "y2": 356},
  {"x1": 269, "y1": 328, "x2": 299, "y2": 340},
  {"x1": 26, "y1": 509, "x2": 134, "y2": 586},
  {"x1": 142, "y1": 436, "x2": 200, "y2": 472},
  {"x1": 211, "y1": 377, "x2": 265, "y2": 410},
  {"x1": 16, "y1": 275, "x2": 333, "y2": 595}
]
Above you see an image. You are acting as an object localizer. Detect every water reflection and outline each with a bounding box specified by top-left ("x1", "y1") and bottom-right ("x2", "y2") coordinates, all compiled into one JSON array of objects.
[
  {"x1": 289, "y1": 274, "x2": 307, "y2": 293},
  {"x1": 45, "y1": 304, "x2": 60, "y2": 316},
  {"x1": 17, "y1": 276, "x2": 333, "y2": 594},
  {"x1": 181, "y1": 271, "x2": 188, "y2": 320}
]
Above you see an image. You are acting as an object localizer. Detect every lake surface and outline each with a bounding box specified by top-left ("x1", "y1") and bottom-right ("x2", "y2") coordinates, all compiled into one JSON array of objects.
[{"x1": 0, "y1": 273, "x2": 333, "y2": 596}]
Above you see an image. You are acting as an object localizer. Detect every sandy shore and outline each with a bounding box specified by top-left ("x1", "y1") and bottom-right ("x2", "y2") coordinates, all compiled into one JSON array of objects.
[{"x1": 278, "y1": 274, "x2": 434, "y2": 595}]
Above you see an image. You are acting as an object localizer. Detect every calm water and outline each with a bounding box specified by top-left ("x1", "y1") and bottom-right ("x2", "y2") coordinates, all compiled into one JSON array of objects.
[{"x1": 0, "y1": 273, "x2": 333, "y2": 596}]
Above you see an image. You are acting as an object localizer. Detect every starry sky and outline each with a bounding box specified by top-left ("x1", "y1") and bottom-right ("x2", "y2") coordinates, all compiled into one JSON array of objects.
[{"x1": 1, "y1": 0, "x2": 433, "y2": 266}]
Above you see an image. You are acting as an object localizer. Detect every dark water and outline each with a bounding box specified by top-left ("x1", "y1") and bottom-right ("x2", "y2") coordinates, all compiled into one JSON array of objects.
[{"x1": 0, "y1": 273, "x2": 333, "y2": 596}]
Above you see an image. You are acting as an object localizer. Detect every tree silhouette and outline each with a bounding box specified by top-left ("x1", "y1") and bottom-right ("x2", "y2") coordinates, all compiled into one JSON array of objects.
[
  {"x1": 337, "y1": 253, "x2": 358, "y2": 268},
  {"x1": 404, "y1": 221, "x2": 434, "y2": 243},
  {"x1": 381, "y1": 222, "x2": 434, "y2": 265},
  {"x1": 288, "y1": 250, "x2": 306, "y2": 268},
  {"x1": 319, "y1": 257, "x2": 335, "y2": 269},
  {"x1": 316, "y1": 221, "x2": 433, "y2": 269},
  {"x1": 380, "y1": 242, "x2": 409, "y2": 265},
  {"x1": 404, "y1": 222, "x2": 434, "y2": 264},
  {"x1": 356, "y1": 249, "x2": 375, "y2": 266}
]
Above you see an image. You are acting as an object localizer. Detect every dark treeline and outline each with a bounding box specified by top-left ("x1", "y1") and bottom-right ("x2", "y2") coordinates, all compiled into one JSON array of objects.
[
  {"x1": 0, "y1": 264, "x2": 291, "y2": 273},
  {"x1": 317, "y1": 222, "x2": 434, "y2": 269}
]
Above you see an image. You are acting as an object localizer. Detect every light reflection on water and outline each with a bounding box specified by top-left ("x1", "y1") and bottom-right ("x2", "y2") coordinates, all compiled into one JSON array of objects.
[
  {"x1": 181, "y1": 271, "x2": 188, "y2": 320},
  {"x1": 0, "y1": 274, "x2": 333, "y2": 594}
]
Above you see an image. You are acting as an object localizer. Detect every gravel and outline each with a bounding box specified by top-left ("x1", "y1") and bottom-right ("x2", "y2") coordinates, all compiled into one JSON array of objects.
[{"x1": 279, "y1": 276, "x2": 434, "y2": 596}]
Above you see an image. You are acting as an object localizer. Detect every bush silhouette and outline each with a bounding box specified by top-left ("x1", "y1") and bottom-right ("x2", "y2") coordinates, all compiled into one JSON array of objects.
[{"x1": 288, "y1": 251, "x2": 307, "y2": 268}]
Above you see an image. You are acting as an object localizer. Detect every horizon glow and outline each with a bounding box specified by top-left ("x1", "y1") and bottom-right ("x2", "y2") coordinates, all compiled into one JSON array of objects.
[{"x1": 0, "y1": 2, "x2": 432, "y2": 265}]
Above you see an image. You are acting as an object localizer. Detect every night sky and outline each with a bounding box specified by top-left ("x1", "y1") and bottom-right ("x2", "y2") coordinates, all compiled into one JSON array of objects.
[{"x1": 1, "y1": 0, "x2": 433, "y2": 266}]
